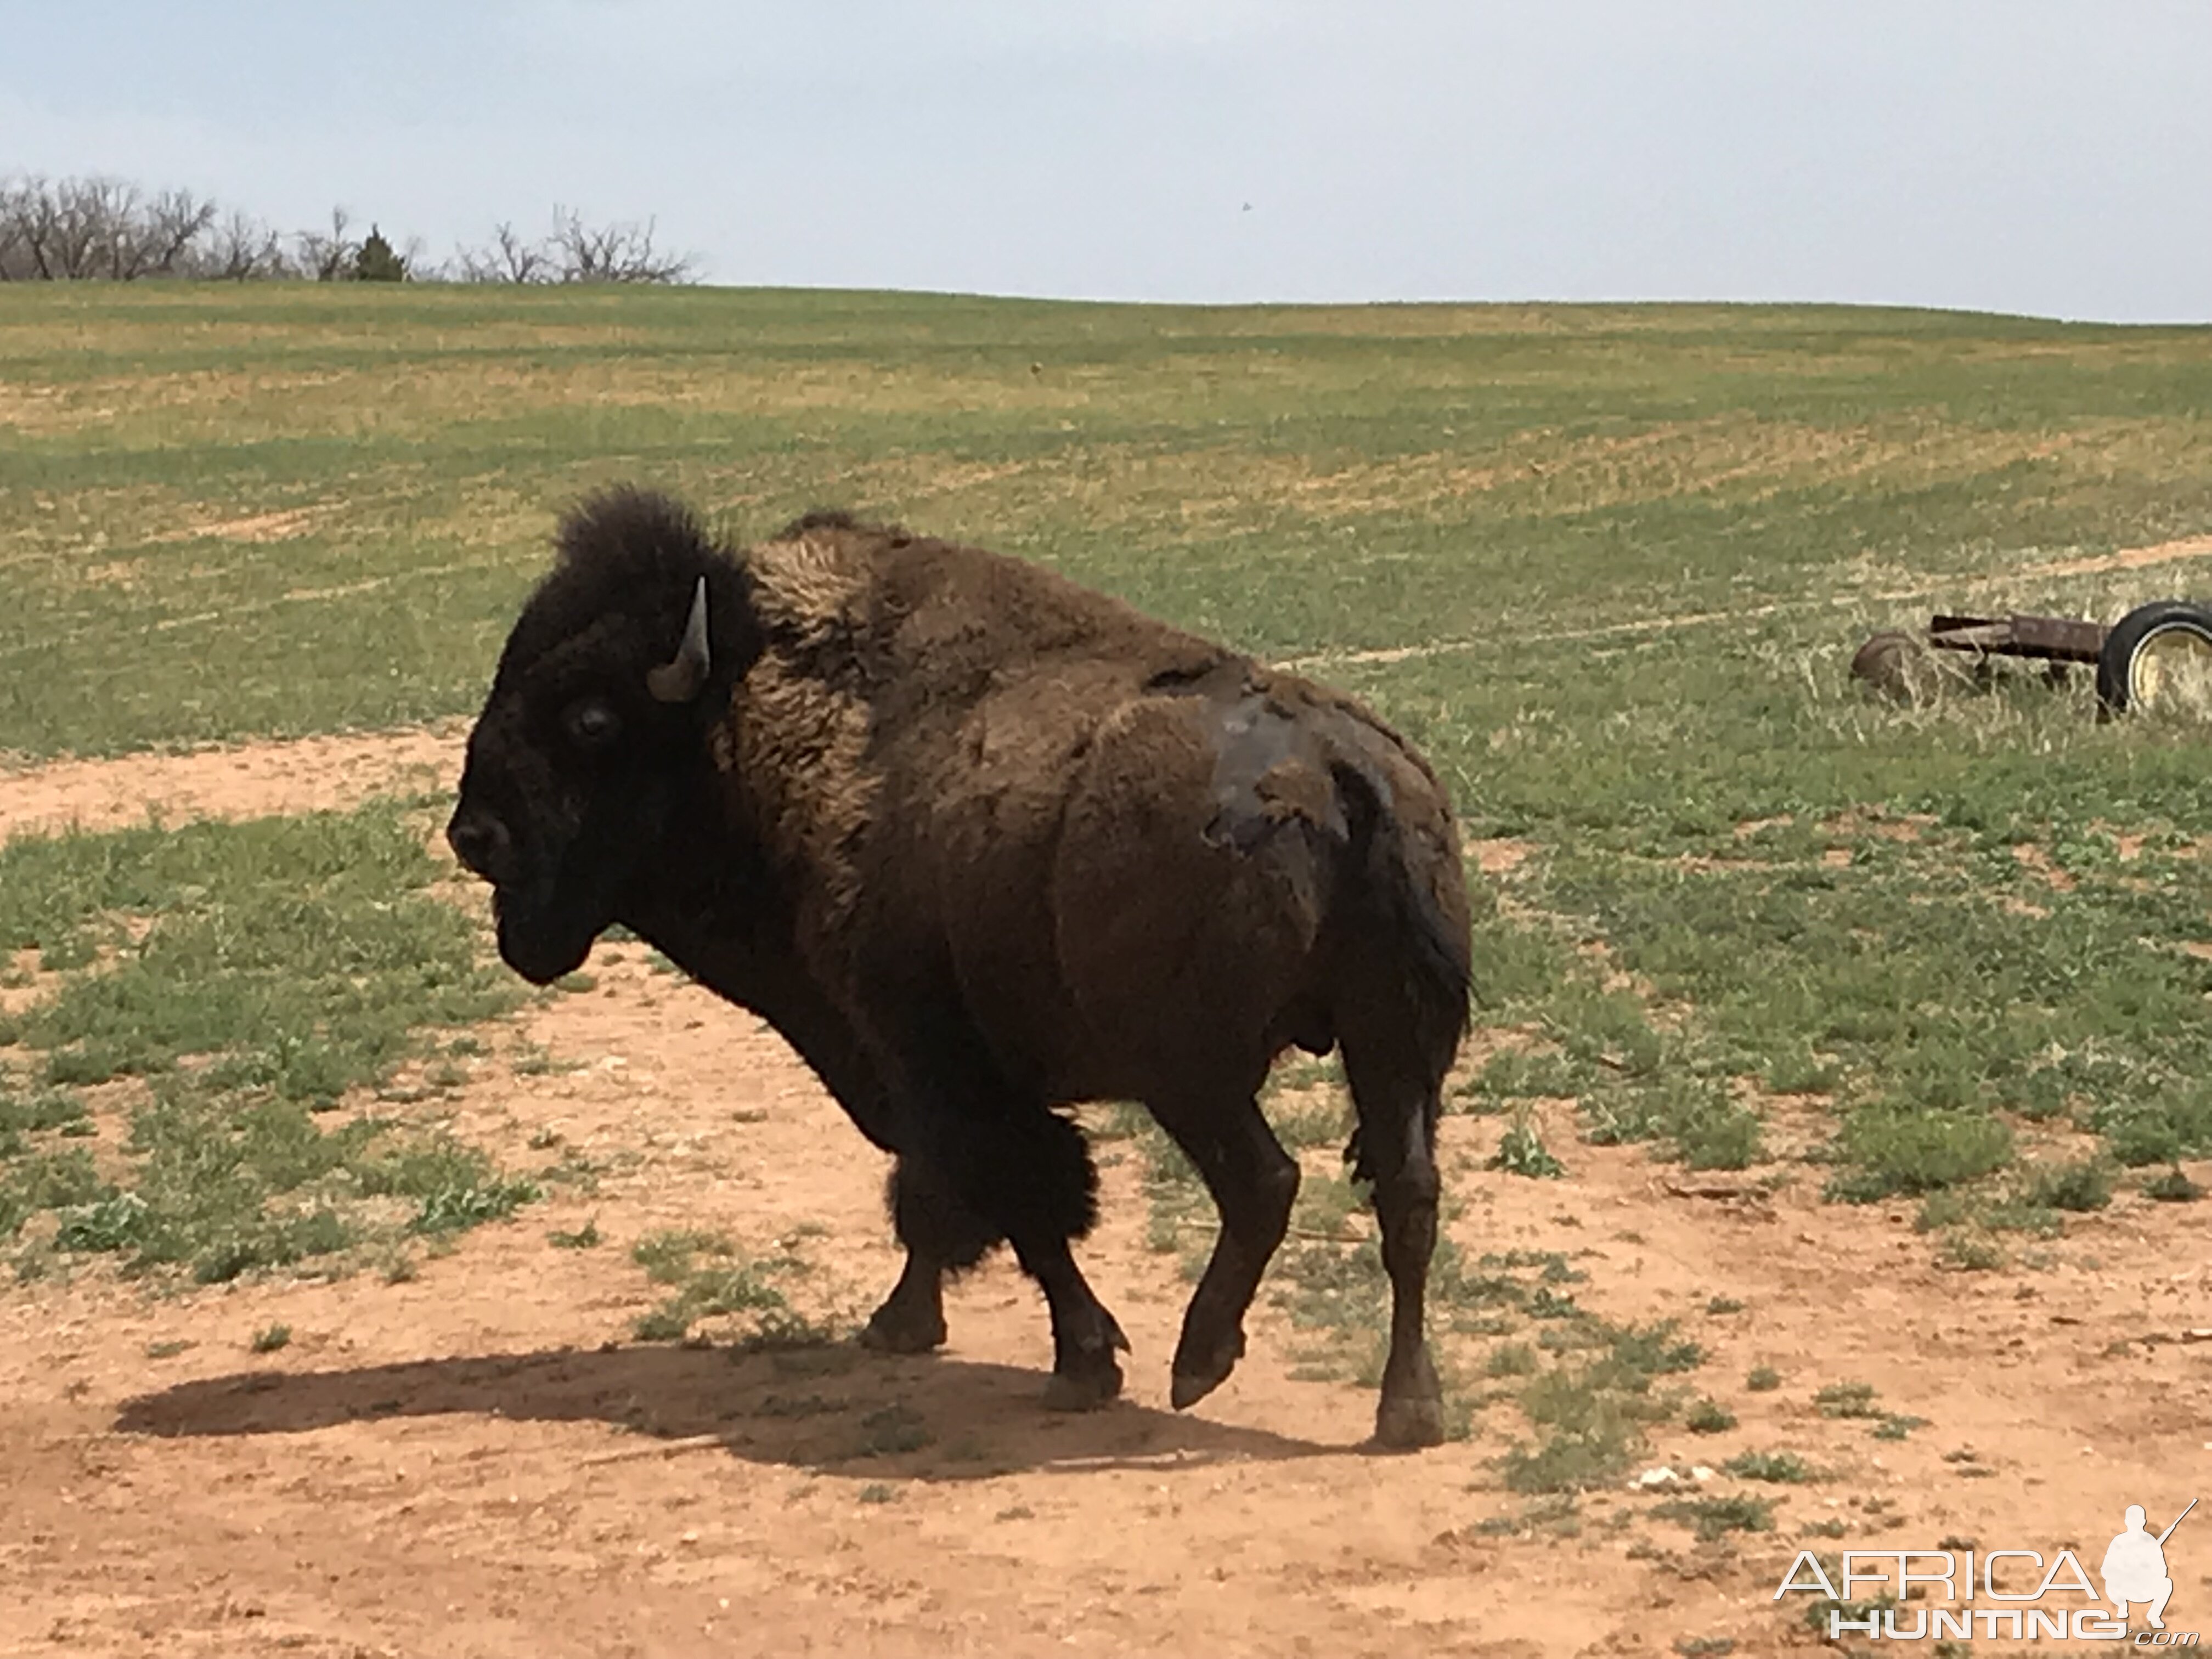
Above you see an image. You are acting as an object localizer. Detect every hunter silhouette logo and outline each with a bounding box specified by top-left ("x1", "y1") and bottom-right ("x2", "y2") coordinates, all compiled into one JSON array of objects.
[
  {"x1": 1773, "y1": 1497, "x2": 2202, "y2": 1643},
  {"x1": 2106, "y1": 1500, "x2": 2195, "y2": 1631}
]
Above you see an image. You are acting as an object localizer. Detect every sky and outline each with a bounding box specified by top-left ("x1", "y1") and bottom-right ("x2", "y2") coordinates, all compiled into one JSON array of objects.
[{"x1": 3, "y1": 1, "x2": 2209, "y2": 322}]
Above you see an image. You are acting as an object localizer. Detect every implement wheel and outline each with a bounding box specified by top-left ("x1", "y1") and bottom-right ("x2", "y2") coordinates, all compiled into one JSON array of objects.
[
  {"x1": 2096, "y1": 601, "x2": 2212, "y2": 718},
  {"x1": 1851, "y1": 630, "x2": 1937, "y2": 704}
]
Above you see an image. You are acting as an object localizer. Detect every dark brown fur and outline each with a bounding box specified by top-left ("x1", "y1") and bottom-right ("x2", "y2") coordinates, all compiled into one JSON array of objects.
[{"x1": 449, "y1": 488, "x2": 1473, "y2": 1446}]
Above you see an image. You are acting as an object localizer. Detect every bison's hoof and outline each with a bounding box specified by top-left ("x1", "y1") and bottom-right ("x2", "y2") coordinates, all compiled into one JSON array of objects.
[
  {"x1": 1041, "y1": 1359, "x2": 1123, "y2": 1413},
  {"x1": 857, "y1": 1307, "x2": 946, "y2": 1355},
  {"x1": 1169, "y1": 1368, "x2": 1224, "y2": 1411},
  {"x1": 1372, "y1": 1391, "x2": 1447, "y2": 1451},
  {"x1": 1168, "y1": 1327, "x2": 1245, "y2": 1410}
]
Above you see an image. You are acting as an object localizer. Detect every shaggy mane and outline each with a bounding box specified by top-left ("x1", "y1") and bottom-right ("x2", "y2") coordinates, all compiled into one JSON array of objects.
[
  {"x1": 554, "y1": 486, "x2": 726, "y2": 587},
  {"x1": 772, "y1": 507, "x2": 911, "y2": 545},
  {"x1": 496, "y1": 487, "x2": 739, "y2": 681}
]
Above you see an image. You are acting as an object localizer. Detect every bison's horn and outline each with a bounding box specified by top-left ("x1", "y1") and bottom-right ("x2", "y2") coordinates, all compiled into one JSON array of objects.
[{"x1": 647, "y1": 577, "x2": 712, "y2": 703}]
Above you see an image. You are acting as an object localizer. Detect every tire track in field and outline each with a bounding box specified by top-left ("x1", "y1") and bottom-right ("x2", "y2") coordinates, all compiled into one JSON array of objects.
[
  {"x1": 1279, "y1": 533, "x2": 2212, "y2": 671},
  {"x1": 0, "y1": 724, "x2": 467, "y2": 842}
]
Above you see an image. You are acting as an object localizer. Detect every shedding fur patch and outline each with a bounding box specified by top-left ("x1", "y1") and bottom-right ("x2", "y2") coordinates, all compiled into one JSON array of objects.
[
  {"x1": 715, "y1": 523, "x2": 885, "y2": 947},
  {"x1": 746, "y1": 531, "x2": 869, "y2": 646}
]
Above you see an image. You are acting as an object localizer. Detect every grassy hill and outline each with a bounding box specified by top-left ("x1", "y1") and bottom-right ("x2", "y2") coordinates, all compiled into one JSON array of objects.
[{"x1": 4, "y1": 283, "x2": 2212, "y2": 1244}]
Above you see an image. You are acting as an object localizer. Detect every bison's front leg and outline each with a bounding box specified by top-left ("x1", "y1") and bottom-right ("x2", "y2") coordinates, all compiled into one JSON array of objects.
[
  {"x1": 859, "y1": 1252, "x2": 948, "y2": 1353},
  {"x1": 884, "y1": 1131, "x2": 1128, "y2": 1410},
  {"x1": 850, "y1": 968, "x2": 1128, "y2": 1408},
  {"x1": 859, "y1": 1158, "x2": 1001, "y2": 1353},
  {"x1": 1016, "y1": 1229, "x2": 1130, "y2": 1412}
]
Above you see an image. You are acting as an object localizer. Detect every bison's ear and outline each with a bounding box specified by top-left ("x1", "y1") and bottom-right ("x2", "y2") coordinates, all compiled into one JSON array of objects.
[{"x1": 647, "y1": 577, "x2": 712, "y2": 703}]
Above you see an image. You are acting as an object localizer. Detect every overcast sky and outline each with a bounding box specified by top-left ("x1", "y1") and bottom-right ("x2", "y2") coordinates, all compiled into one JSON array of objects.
[{"x1": 4, "y1": 2, "x2": 2208, "y2": 321}]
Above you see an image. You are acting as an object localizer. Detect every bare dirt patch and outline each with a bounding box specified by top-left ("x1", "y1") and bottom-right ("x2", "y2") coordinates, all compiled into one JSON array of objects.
[
  {"x1": 0, "y1": 726, "x2": 467, "y2": 842},
  {"x1": 4, "y1": 933, "x2": 2208, "y2": 1656},
  {"x1": 1821, "y1": 809, "x2": 1931, "y2": 844},
  {"x1": 146, "y1": 506, "x2": 333, "y2": 546},
  {"x1": 2012, "y1": 843, "x2": 2079, "y2": 893},
  {"x1": 2022, "y1": 534, "x2": 2212, "y2": 581},
  {"x1": 1467, "y1": 837, "x2": 1537, "y2": 877}
]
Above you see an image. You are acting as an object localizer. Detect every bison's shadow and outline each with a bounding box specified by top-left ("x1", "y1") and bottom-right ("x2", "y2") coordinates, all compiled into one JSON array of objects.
[{"x1": 115, "y1": 1342, "x2": 1336, "y2": 1477}]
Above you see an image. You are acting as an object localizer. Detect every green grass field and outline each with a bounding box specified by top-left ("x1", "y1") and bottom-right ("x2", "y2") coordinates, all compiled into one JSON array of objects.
[{"x1": 3, "y1": 283, "x2": 2211, "y2": 1285}]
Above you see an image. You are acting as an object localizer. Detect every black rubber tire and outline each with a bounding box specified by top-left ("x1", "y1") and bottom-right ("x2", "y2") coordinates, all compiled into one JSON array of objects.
[{"x1": 2095, "y1": 600, "x2": 2212, "y2": 715}]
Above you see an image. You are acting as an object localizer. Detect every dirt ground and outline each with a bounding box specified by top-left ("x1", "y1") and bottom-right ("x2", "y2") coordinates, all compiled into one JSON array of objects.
[{"x1": 3, "y1": 733, "x2": 2210, "y2": 1658}]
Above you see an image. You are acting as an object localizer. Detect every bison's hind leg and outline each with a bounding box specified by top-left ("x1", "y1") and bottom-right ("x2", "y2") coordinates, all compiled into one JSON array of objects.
[
  {"x1": 1339, "y1": 1012, "x2": 1452, "y2": 1451},
  {"x1": 860, "y1": 1159, "x2": 1001, "y2": 1355},
  {"x1": 1149, "y1": 1089, "x2": 1300, "y2": 1412}
]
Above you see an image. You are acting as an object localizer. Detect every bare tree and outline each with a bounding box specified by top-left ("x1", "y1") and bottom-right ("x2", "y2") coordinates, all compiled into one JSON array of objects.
[
  {"x1": 0, "y1": 176, "x2": 201, "y2": 280},
  {"x1": 20, "y1": 178, "x2": 73, "y2": 279},
  {"x1": 202, "y1": 208, "x2": 291, "y2": 280},
  {"x1": 546, "y1": 205, "x2": 696, "y2": 284},
  {"x1": 0, "y1": 179, "x2": 31, "y2": 279},
  {"x1": 0, "y1": 174, "x2": 698, "y2": 286},
  {"x1": 87, "y1": 179, "x2": 151, "y2": 278},
  {"x1": 453, "y1": 220, "x2": 555, "y2": 284},
  {"x1": 292, "y1": 206, "x2": 360, "y2": 283},
  {"x1": 449, "y1": 208, "x2": 697, "y2": 285},
  {"x1": 139, "y1": 189, "x2": 218, "y2": 275}
]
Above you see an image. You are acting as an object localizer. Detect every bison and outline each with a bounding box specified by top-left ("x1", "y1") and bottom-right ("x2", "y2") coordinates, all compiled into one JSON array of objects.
[{"x1": 447, "y1": 489, "x2": 1473, "y2": 1447}]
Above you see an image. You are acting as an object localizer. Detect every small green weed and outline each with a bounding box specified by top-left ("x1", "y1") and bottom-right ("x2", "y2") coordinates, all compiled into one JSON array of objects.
[
  {"x1": 1685, "y1": 1398, "x2": 1737, "y2": 1433},
  {"x1": 850, "y1": 1403, "x2": 933, "y2": 1458},
  {"x1": 629, "y1": 1229, "x2": 800, "y2": 1342},
  {"x1": 511, "y1": 1044, "x2": 576, "y2": 1077},
  {"x1": 1486, "y1": 1342, "x2": 1538, "y2": 1378},
  {"x1": 2018, "y1": 1157, "x2": 2112, "y2": 1214},
  {"x1": 1488, "y1": 1116, "x2": 1566, "y2": 1179},
  {"x1": 1812, "y1": 1382, "x2": 1881, "y2": 1419},
  {"x1": 1499, "y1": 1317, "x2": 1703, "y2": 1493},
  {"x1": 1937, "y1": 1232, "x2": 2005, "y2": 1272},
  {"x1": 1825, "y1": 1104, "x2": 2012, "y2": 1202},
  {"x1": 1467, "y1": 1493, "x2": 1582, "y2": 1539},
  {"x1": 1654, "y1": 1494, "x2": 1774, "y2": 1541},
  {"x1": 1459, "y1": 1047, "x2": 1581, "y2": 1107},
  {"x1": 1723, "y1": 1449, "x2": 1815, "y2": 1483},
  {"x1": 2144, "y1": 1167, "x2": 2202, "y2": 1202}
]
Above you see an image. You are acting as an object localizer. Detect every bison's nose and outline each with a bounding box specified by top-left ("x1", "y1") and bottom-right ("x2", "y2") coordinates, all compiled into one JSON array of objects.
[{"x1": 445, "y1": 806, "x2": 513, "y2": 883}]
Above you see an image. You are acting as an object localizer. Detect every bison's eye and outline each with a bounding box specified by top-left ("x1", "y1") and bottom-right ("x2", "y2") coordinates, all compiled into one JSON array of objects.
[{"x1": 563, "y1": 698, "x2": 622, "y2": 749}]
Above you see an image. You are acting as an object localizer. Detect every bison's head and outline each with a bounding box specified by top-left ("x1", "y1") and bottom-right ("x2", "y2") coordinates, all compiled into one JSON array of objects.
[{"x1": 447, "y1": 488, "x2": 761, "y2": 983}]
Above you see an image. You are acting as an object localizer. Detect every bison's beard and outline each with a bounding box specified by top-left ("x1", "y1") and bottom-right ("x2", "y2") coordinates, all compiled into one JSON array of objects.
[{"x1": 492, "y1": 888, "x2": 601, "y2": 985}]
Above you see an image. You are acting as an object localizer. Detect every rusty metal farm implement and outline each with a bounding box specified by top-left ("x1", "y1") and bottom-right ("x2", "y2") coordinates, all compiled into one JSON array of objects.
[{"x1": 1852, "y1": 599, "x2": 2212, "y2": 716}]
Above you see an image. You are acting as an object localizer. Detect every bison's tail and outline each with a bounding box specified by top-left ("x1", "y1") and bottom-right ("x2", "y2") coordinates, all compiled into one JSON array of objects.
[
  {"x1": 1338, "y1": 762, "x2": 1472, "y2": 1062},
  {"x1": 1328, "y1": 759, "x2": 1472, "y2": 1181}
]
